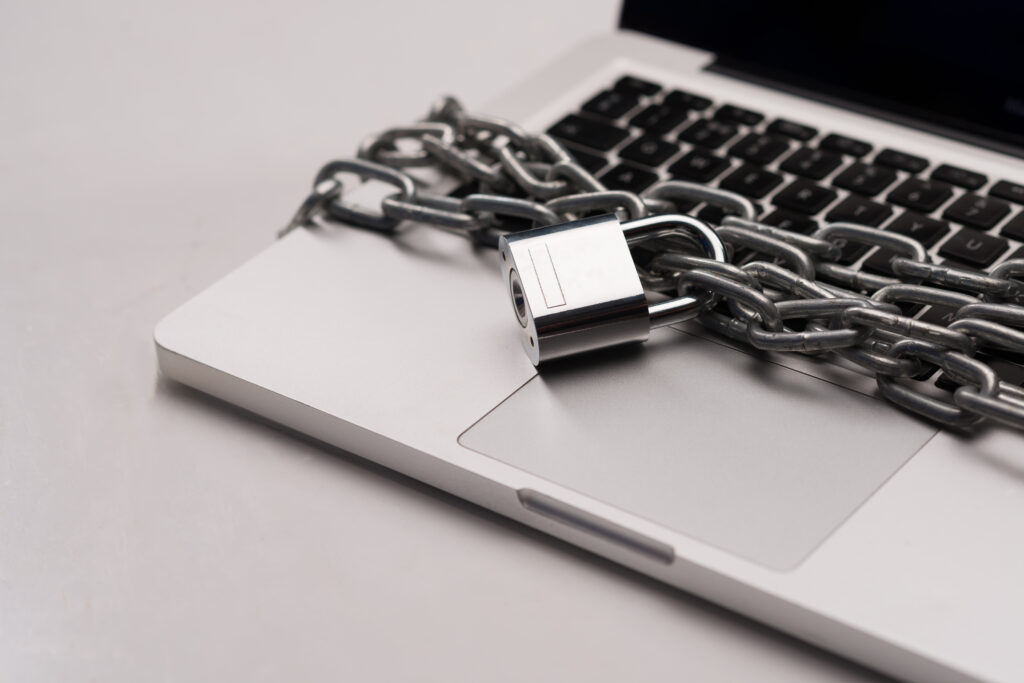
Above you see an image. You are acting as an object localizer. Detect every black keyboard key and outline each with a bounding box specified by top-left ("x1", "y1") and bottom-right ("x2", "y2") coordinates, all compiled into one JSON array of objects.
[
  {"x1": 697, "y1": 205, "x2": 728, "y2": 225},
  {"x1": 668, "y1": 149, "x2": 730, "y2": 183},
  {"x1": 911, "y1": 359, "x2": 939, "y2": 381},
  {"x1": 779, "y1": 148, "x2": 843, "y2": 180},
  {"x1": 887, "y1": 177, "x2": 954, "y2": 213},
  {"x1": 448, "y1": 182, "x2": 476, "y2": 199},
  {"x1": 581, "y1": 89, "x2": 639, "y2": 120},
  {"x1": 860, "y1": 259, "x2": 929, "y2": 298},
  {"x1": 981, "y1": 355, "x2": 1024, "y2": 386},
  {"x1": 820, "y1": 133, "x2": 872, "y2": 157},
  {"x1": 875, "y1": 148, "x2": 928, "y2": 173},
  {"x1": 672, "y1": 198, "x2": 700, "y2": 213},
  {"x1": 619, "y1": 136, "x2": 679, "y2": 168},
  {"x1": 714, "y1": 104, "x2": 764, "y2": 126},
  {"x1": 773, "y1": 180, "x2": 838, "y2": 214},
  {"x1": 697, "y1": 203, "x2": 760, "y2": 225},
  {"x1": 563, "y1": 145, "x2": 607, "y2": 174},
  {"x1": 901, "y1": 301, "x2": 927, "y2": 319},
  {"x1": 825, "y1": 196, "x2": 893, "y2": 226},
  {"x1": 862, "y1": 248, "x2": 906, "y2": 276},
  {"x1": 1007, "y1": 246, "x2": 1024, "y2": 261},
  {"x1": 832, "y1": 162, "x2": 897, "y2": 196},
  {"x1": 941, "y1": 259, "x2": 981, "y2": 271},
  {"x1": 937, "y1": 353, "x2": 1024, "y2": 389},
  {"x1": 762, "y1": 209, "x2": 818, "y2": 234},
  {"x1": 598, "y1": 163, "x2": 659, "y2": 193},
  {"x1": 931, "y1": 164, "x2": 987, "y2": 190},
  {"x1": 990, "y1": 180, "x2": 1024, "y2": 204},
  {"x1": 1002, "y1": 212, "x2": 1024, "y2": 241},
  {"x1": 938, "y1": 228, "x2": 1009, "y2": 267},
  {"x1": 630, "y1": 103, "x2": 689, "y2": 135},
  {"x1": 728, "y1": 133, "x2": 790, "y2": 165},
  {"x1": 885, "y1": 212, "x2": 950, "y2": 247},
  {"x1": 828, "y1": 237, "x2": 871, "y2": 265},
  {"x1": 942, "y1": 193, "x2": 1011, "y2": 230},
  {"x1": 935, "y1": 336, "x2": 1024, "y2": 387},
  {"x1": 679, "y1": 119, "x2": 737, "y2": 149},
  {"x1": 548, "y1": 114, "x2": 629, "y2": 151},
  {"x1": 614, "y1": 75, "x2": 661, "y2": 96},
  {"x1": 896, "y1": 301, "x2": 928, "y2": 320},
  {"x1": 919, "y1": 305, "x2": 958, "y2": 327},
  {"x1": 767, "y1": 119, "x2": 817, "y2": 141},
  {"x1": 720, "y1": 165, "x2": 783, "y2": 199},
  {"x1": 663, "y1": 89, "x2": 712, "y2": 111},
  {"x1": 943, "y1": 354, "x2": 1024, "y2": 385},
  {"x1": 934, "y1": 373, "x2": 959, "y2": 392},
  {"x1": 924, "y1": 325, "x2": 1024, "y2": 391}
]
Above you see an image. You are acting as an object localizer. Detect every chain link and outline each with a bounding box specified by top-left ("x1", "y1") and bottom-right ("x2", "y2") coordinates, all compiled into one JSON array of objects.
[{"x1": 284, "y1": 97, "x2": 1024, "y2": 433}]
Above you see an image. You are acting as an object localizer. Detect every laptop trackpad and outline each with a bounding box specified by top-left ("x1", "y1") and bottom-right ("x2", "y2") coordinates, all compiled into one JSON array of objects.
[{"x1": 459, "y1": 330, "x2": 936, "y2": 570}]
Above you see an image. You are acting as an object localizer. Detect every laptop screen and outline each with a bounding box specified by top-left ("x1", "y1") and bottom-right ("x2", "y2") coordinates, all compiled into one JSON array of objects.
[{"x1": 620, "y1": 1, "x2": 1024, "y2": 153}]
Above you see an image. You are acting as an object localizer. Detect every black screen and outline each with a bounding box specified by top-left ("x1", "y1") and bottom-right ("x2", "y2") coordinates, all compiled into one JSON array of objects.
[{"x1": 620, "y1": 1, "x2": 1024, "y2": 153}]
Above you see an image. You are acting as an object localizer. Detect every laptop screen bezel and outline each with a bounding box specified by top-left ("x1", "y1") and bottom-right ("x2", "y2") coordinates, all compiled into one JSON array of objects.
[{"x1": 619, "y1": 0, "x2": 1024, "y2": 157}]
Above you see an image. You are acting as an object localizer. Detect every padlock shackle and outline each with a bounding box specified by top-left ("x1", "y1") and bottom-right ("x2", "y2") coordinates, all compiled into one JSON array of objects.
[
  {"x1": 622, "y1": 214, "x2": 727, "y2": 260},
  {"x1": 622, "y1": 215, "x2": 729, "y2": 329}
]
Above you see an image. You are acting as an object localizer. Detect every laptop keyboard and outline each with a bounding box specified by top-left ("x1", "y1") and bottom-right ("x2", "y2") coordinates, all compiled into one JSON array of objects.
[{"x1": 546, "y1": 74, "x2": 1024, "y2": 391}]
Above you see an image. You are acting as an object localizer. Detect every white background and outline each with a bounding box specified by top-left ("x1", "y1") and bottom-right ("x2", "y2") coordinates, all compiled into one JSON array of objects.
[{"x1": 2, "y1": 1, "x2": 881, "y2": 680}]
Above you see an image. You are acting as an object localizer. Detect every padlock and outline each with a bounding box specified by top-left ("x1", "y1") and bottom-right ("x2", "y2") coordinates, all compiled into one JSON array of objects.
[{"x1": 498, "y1": 213, "x2": 728, "y2": 365}]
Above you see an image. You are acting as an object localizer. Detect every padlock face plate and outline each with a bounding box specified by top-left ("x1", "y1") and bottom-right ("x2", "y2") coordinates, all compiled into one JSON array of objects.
[{"x1": 499, "y1": 214, "x2": 649, "y2": 365}]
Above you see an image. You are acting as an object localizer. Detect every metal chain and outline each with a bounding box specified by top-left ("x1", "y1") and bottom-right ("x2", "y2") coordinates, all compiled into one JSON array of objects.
[{"x1": 282, "y1": 96, "x2": 1024, "y2": 432}]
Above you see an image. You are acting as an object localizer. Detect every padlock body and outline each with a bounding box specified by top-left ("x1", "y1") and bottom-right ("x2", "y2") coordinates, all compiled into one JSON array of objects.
[{"x1": 498, "y1": 214, "x2": 650, "y2": 365}]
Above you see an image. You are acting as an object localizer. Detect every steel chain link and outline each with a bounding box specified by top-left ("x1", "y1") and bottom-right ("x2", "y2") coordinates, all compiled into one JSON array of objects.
[{"x1": 282, "y1": 97, "x2": 1024, "y2": 432}]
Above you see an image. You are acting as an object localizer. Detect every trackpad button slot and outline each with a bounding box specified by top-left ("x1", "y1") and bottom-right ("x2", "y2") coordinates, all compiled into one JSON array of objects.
[{"x1": 460, "y1": 332, "x2": 935, "y2": 570}]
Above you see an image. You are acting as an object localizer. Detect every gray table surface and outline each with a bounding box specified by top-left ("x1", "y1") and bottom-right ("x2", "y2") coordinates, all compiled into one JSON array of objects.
[{"x1": 2, "y1": 2, "x2": 884, "y2": 680}]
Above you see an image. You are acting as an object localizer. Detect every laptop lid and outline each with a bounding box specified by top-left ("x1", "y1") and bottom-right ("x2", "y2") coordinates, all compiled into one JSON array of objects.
[{"x1": 620, "y1": 1, "x2": 1024, "y2": 156}]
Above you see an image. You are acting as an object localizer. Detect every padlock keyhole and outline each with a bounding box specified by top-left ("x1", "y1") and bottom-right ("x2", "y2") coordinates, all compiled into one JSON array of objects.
[{"x1": 509, "y1": 270, "x2": 529, "y2": 328}]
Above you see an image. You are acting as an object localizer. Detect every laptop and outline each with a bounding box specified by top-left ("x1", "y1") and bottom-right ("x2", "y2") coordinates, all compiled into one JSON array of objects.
[{"x1": 155, "y1": 2, "x2": 1024, "y2": 680}]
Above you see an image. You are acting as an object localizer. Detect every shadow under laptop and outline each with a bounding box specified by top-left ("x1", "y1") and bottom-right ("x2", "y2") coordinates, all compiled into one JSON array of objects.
[{"x1": 155, "y1": 374, "x2": 892, "y2": 682}]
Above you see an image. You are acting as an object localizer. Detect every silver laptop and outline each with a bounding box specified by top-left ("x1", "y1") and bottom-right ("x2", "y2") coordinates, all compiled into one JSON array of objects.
[{"x1": 155, "y1": 2, "x2": 1024, "y2": 681}]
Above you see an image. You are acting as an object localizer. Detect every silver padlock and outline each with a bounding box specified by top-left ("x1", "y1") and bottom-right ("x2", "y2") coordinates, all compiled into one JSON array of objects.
[{"x1": 498, "y1": 213, "x2": 728, "y2": 365}]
